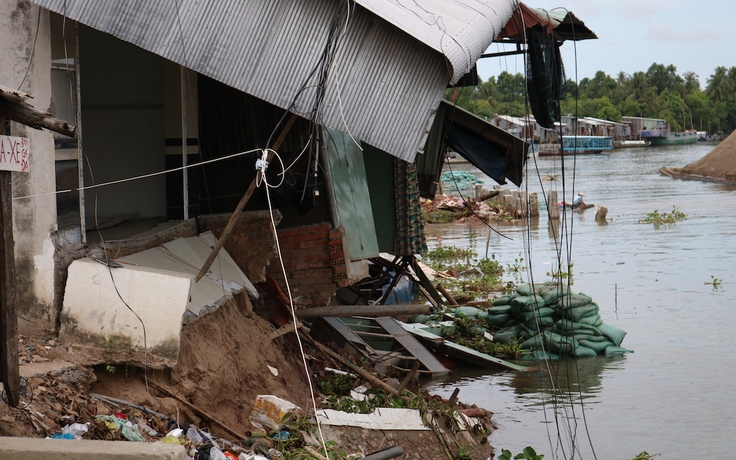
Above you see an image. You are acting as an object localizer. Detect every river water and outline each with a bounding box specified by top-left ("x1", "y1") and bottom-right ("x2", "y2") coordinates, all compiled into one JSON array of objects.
[{"x1": 423, "y1": 144, "x2": 736, "y2": 460}]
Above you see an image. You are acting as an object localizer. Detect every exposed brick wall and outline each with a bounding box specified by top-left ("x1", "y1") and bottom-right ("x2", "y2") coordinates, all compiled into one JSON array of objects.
[
  {"x1": 197, "y1": 210, "x2": 280, "y2": 283},
  {"x1": 198, "y1": 212, "x2": 348, "y2": 306},
  {"x1": 266, "y1": 222, "x2": 350, "y2": 306}
]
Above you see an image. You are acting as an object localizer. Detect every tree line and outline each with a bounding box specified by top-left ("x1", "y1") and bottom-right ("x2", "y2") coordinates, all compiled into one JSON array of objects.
[{"x1": 447, "y1": 63, "x2": 736, "y2": 135}]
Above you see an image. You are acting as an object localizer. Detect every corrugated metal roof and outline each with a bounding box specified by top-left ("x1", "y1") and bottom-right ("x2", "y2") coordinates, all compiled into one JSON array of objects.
[
  {"x1": 353, "y1": 0, "x2": 515, "y2": 84},
  {"x1": 31, "y1": 0, "x2": 515, "y2": 162}
]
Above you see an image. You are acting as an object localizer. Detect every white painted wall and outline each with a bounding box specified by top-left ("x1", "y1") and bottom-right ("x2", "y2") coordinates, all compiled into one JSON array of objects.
[{"x1": 1, "y1": 1, "x2": 58, "y2": 325}]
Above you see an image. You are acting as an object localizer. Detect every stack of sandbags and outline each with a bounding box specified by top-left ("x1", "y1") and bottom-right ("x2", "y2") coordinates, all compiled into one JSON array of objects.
[{"x1": 451, "y1": 282, "x2": 631, "y2": 359}]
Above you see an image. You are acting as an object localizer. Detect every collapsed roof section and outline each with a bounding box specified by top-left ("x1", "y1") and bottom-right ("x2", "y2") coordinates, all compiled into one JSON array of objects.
[
  {"x1": 496, "y1": 2, "x2": 597, "y2": 43},
  {"x1": 31, "y1": 0, "x2": 517, "y2": 162}
]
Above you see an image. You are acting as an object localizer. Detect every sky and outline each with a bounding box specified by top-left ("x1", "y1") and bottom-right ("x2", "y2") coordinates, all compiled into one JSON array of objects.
[{"x1": 476, "y1": 0, "x2": 735, "y2": 90}]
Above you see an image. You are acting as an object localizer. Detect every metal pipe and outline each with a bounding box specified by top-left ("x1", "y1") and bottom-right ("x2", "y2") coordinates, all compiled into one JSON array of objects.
[{"x1": 363, "y1": 446, "x2": 404, "y2": 460}]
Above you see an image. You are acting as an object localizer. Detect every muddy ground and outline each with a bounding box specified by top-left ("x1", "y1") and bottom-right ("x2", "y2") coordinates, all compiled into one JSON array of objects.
[{"x1": 2, "y1": 291, "x2": 497, "y2": 459}]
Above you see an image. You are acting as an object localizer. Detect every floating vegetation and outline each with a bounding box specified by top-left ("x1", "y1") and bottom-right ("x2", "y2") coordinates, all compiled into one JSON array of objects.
[
  {"x1": 705, "y1": 275, "x2": 722, "y2": 289},
  {"x1": 640, "y1": 206, "x2": 687, "y2": 227}
]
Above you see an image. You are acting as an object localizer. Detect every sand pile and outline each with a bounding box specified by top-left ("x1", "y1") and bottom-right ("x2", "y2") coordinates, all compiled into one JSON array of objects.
[{"x1": 683, "y1": 131, "x2": 736, "y2": 178}]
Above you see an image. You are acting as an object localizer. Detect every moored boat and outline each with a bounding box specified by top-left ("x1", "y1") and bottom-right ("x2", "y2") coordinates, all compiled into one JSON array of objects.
[
  {"x1": 537, "y1": 135, "x2": 614, "y2": 156},
  {"x1": 641, "y1": 130, "x2": 699, "y2": 147}
]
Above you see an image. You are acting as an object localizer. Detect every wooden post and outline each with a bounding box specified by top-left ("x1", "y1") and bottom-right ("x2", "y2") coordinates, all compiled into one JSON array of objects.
[
  {"x1": 595, "y1": 205, "x2": 608, "y2": 222},
  {"x1": 548, "y1": 190, "x2": 560, "y2": 220},
  {"x1": 0, "y1": 170, "x2": 19, "y2": 407}
]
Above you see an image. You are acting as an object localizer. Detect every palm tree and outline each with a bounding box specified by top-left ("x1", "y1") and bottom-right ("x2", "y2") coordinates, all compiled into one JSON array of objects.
[
  {"x1": 626, "y1": 72, "x2": 649, "y2": 103},
  {"x1": 682, "y1": 71, "x2": 700, "y2": 95},
  {"x1": 705, "y1": 67, "x2": 730, "y2": 102},
  {"x1": 617, "y1": 71, "x2": 629, "y2": 87}
]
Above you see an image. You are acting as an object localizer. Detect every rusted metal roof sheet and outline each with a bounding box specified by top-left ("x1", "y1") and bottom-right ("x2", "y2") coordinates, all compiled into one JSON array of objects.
[{"x1": 31, "y1": 0, "x2": 515, "y2": 162}]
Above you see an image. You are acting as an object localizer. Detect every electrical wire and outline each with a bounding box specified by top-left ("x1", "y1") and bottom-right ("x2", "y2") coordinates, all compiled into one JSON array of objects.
[
  {"x1": 510, "y1": 4, "x2": 600, "y2": 458},
  {"x1": 12, "y1": 148, "x2": 263, "y2": 201},
  {"x1": 15, "y1": 6, "x2": 41, "y2": 91},
  {"x1": 258, "y1": 148, "x2": 329, "y2": 456}
]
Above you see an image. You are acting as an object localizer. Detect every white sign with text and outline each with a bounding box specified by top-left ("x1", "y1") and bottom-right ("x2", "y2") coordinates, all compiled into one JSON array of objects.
[{"x1": 0, "y1": 135, "x2": 29, "y2": 172}]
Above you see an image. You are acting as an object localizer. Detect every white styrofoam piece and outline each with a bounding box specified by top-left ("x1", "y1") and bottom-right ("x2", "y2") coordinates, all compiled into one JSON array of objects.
[{"x1": 315, "y1": 408, "x2": 429, "y2": 431}]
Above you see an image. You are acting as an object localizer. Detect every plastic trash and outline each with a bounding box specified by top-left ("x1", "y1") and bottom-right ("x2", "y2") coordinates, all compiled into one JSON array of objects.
[
  {"x1": 51, "y1": 433, "x2": 76, "y2": 440},
  {"x1": 95, "y1": 415, "x2": 145, "y2": 442},
  {"x1": 61, "y1": 422, "x2": 89, "y2": 437},
  {"x1": 166, "y1": 427, "x2": 184, "y2": 438},
  {"x1": 209, "y1": 446, "x2": 228, "y2": 460},
  {"x1": 187, "y1": 426, "x2": 204, "y2": 443},
  {"x1": 239, "y1": 453, "x2": 269, "y2": 460},
  {"x1": 271, "y1": 431, "x2": 290, "y2": 441},
  {"x1": 135, "y1": 418, "x2": 159, "y2": 437}
]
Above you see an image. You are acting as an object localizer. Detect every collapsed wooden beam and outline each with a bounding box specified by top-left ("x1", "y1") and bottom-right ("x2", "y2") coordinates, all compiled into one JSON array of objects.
[{"x1": 0, "y1": 95, "x2": 76, "y2": 138}]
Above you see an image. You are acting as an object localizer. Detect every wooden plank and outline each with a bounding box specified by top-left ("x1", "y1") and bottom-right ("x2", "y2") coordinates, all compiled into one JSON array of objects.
[
  {"x1": 374, "y1": 317, "x2": 450, "y2": 376},
  {"x1": 295, "y1": 303, "x2": 431, "y2": 318},
  {"x1": 398, "y1": 321, "x2": 528, "y2": 372},
  {"x1": 0, "y1": 170, "x2": 19, "y2": 406}
]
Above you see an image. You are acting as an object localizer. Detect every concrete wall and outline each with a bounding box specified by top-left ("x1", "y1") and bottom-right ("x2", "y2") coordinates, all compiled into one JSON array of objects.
[
  {"x1": 1, "y1": 1, "x2": 58, "y2": 325},
  {"x1": 0, "y1": 437, "x2": 186, "y2": 460}
]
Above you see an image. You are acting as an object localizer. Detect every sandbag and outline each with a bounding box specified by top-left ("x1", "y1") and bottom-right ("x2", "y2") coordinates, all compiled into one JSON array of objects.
[
  {"x1": 485, "y1": 313, "x2": 512, "y2": 327},
  {"x1": 599, "y1": 323, "x2": 627, "y2": 346},
  {"x1": 515, "y1": 284, "x2": 534, "y2": 296},
  {"x1": 530, "y1": 349, "x2": 559, "y2": 360},
  {"x1": 518, "y1": 307, "x2": 556, "y2": 322},
  {"x1": 604, "y1": 345, "x2": 633, "y2": 357},
  {"x1": 572, "y1": 344, "x2": 598, "y2": 358},
  {"x1": 578, "y1": 339, "x2": 614, "y2": 353},
  {"x1": 407, "y1": 314, "x2": 435, "y2": 324},
  {"x1": 492, "y1": 295, "x2": 513, "y2": 306},
  {"x1": 522, "y1": 315, "x2": 555, "y2": 331},
  {"x1": 578, "y1": 313, "x2": 603, "y2": 327},
  {"x1": 511, "y1": 294, "x2": 546, "y2": 312},
  {"x1": 492, "y1": 325, "x2": 524, "y2": 344},
  {"x1": 521, "y1": 331, "x2": 576, "y2": 354},
  {"x1": 562, "y1": 302, "x2": 599, "y2": 322},
  {"x1": 487, "y1": 305, "x2": 512, "y2": 315},
  {"x1": 553, "y1": 319, "x2": 602, "y2": 336},
  {"x1": 558, "y1": 292, "x2": 593, "y2": 309},
  {"x1": 536, "y1": 282, "x2": 569, "y2": 304},
  {"x1": 453, "y1": 306, "x2": 484, "y2": 319}
]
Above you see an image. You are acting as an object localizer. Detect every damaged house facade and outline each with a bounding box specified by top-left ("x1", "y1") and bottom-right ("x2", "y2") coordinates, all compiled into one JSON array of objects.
[{"x1": 1, "y1": 0, "x2": 535, "y2": 370}]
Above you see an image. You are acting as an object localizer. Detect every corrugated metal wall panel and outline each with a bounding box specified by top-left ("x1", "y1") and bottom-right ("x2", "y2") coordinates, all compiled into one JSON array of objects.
[{"x1": 32, "y1": 0, "x2": 503, "y2": 162}]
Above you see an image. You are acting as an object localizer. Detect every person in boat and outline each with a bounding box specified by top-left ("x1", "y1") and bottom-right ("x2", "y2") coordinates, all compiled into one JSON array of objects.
[{"x1": 572, "y1": 192, "x2": 586, "y2": 208}]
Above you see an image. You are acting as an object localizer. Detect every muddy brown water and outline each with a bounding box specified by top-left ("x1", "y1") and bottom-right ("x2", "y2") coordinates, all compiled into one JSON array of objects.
[{"x1": 424, "y1": 144, "x2": 736, "y2": 459}]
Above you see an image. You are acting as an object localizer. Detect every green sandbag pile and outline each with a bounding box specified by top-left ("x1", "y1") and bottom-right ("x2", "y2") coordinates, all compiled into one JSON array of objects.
[{"x1": 451, "y1": 282, "x2": 632, "y2": 359}]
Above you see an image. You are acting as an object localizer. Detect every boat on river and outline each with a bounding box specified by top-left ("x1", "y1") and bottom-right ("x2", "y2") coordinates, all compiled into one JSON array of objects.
[
  {"x1": 642, "y1": 129, "x2": 698, "y2": 146},
  {"x1": 536, "y1": 135, "x2": 614, "y2": 156}
]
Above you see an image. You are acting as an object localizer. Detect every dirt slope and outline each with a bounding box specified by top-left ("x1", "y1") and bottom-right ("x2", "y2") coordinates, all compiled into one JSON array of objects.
[{"x1": 683, "y1": 131, "x2": 736, "y2": 178}]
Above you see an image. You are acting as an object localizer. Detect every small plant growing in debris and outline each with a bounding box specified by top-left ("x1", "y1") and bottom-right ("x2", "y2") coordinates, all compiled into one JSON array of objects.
[
  {"x1": 506, "y1": 255, "x2": 526, "y2": 274},
  {"x1": 640, "y1": 206, "x2": 687, "y2": 227},
  {"x1": 498, "y1": 446, "x2": 544, "y2": 460},
  {"x1": 547, "y1": 263, "x2": 573, "y2": 282}
]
